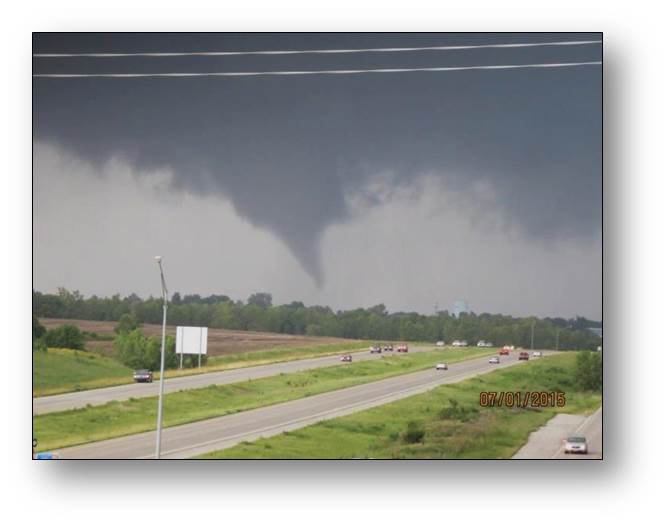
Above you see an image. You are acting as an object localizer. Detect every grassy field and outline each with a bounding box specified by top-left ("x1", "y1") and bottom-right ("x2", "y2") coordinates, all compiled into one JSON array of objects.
[
  {"x1": 199, "y1": 352, "x2": 601, "y2": 459},
  {"x1": 33, "y1": 347, "x2": 495, "y2": 451},
  {"x1": 33, "y1": 341, "x2": 371, "y2": 396},
  {"x1": 33, "y1": 348, "x2": 134, "y2": 396}
]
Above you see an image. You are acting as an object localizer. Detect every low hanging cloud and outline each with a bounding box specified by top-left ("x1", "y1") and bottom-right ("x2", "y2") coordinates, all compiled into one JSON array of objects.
[
  {"x1": 33, "y1": 142, "x2": 601, "y2": 318},
  {"x1": 34, "y1": 56, "x2": 601, "y2": 286},
  {"x1": 33, "y1": 34, "x2": 601, "y2": 315}
]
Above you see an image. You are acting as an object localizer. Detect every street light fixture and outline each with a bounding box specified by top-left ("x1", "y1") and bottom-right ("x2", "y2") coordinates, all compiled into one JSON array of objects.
[{"x1": 154, "y1": 255, "x2": 168, "y2": 459}]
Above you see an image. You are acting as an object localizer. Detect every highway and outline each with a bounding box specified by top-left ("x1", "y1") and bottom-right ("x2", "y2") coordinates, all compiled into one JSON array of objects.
[
  {"x1": 513, "y1": 406, "x2": 602, "y2": 459},
  {"x1": 33, "y1": 344, "x2": 445, "y2": 414},
  {"x1": 54, "y1": 351, "x2": 543, "y2": 458}
]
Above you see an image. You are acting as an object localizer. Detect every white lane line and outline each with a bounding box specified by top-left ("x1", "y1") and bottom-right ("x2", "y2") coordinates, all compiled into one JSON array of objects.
[
  {"x1": 140, "y1": 371, "x2": 478, "y2": 458},
  {"x1": 145, "y1": 359, "x2": 526, "y2": 459}
]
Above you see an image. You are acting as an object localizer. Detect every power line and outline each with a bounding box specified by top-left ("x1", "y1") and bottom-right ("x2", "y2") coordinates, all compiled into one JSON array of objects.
[
  {"x1": 33, "y1": 40, "x2": 601, "y2": 58},
  {"x1": 33, "y1": 60, "x2": 601, "y2": 78}
]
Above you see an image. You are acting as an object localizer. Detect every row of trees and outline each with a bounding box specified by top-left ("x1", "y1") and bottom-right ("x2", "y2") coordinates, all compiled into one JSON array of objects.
[
  {"x1": 114, "y1": 316, "x2": 206, "y2": 370},
  {"x1": 33, "y1": 288, "x2": 602, "y2": 350},
  {"x1": 33, "y1": 313, "x2": 206, "y2": 371},
  {"x1": 33, "y1": 315, "x2": 85, "y2": 351}
]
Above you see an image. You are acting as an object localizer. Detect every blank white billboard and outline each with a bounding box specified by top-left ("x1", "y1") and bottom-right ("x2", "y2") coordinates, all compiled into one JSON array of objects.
[{"x1": 176, "y1": 326, "x2": 208, "y2": 355}]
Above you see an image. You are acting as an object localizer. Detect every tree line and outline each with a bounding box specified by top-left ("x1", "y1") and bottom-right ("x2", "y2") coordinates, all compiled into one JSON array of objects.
[{"x1": 33, "y1": 288, "x2": 602, "y2": 350}]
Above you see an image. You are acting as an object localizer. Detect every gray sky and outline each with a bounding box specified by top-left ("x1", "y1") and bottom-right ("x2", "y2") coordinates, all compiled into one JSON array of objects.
[{"x1": 32, "y1": 33, "x2": 602, "y2": 319}]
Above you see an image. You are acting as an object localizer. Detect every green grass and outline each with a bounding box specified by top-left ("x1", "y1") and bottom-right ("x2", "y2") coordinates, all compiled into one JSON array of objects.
[
  {"x1": 199, "y1": 352, "x2": 602, "y2": 459},
  {"x1": 33, "y1": 348, "x2": 134, "y2": 396},
  {"x1": 32, "y1": 347, "x2": 494, "y2": 452},
  {"x1": 33, "y1": 341, "x2": 372, "y2": 396}
]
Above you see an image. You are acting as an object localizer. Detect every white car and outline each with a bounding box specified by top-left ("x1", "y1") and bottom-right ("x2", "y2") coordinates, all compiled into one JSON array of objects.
[
  {"x1": 452, "y1": 340, "x2": 468, "y2": 347},
  {"x1": 532, "y1": 351, "x2": 542, "y2": 358},
  {"x1": 435, "y1": 363, "x2": 448, "y2": 371},
  {"x1": 564, "y1": 436, "x2": 588, "y2": 454},
  {"x1": 436, "y1": 341, "x2": 445, "y2": 347},
  {"x1": 488, "y1": 356, "x2": 500, "y2": 364}
]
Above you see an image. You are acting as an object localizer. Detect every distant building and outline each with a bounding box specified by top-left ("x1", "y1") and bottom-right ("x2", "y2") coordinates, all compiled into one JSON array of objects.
[{"x1": 453, "y1": 300, "x2": 470, "y2": 318}]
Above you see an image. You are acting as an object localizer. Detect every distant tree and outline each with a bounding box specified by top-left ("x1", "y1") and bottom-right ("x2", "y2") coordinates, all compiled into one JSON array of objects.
[
  {"x1": 115, "y1": 313, "x2": 140, "y2": 334},
  {"x1": 575, "y1": 351, "x2": 602, "y2": 391},
  {"x1": 115, "y1": 329, "x2": 177, "y2": 370},
  {"x1": 43, "y1": 324, "x2": 85, "y2": 350},
  {"x1": 366, "y1": 304, "x2": 387, "y2": 316},
  {"x1": 32, "y1": 315, "x2": 46, "y2": 339},
  {"x1": 33, "y1": 336, "x2": 47, "y2": 352},
  {"x1": 247, "y1": 292, "x2": 273, "y2": 309}
]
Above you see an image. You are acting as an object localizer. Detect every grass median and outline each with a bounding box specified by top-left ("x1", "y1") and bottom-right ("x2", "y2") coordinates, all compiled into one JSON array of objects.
[
  {"x1": 199, "y1": 352, "x2": 601, "y2": 459},
  {"x1": 33, "y1": 347, "x2": 494, "y2": 452},
  {"x1": 33, "y1": 341, "x2": 370, "y2": 397}
]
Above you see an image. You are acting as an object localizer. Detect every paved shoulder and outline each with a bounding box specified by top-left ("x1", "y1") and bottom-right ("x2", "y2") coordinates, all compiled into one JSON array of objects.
[{"x1": 513, "y1": 407, "x2": 602, "y2": 459}]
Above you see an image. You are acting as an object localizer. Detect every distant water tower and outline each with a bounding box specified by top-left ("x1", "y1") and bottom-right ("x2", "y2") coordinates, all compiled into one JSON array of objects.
[{"x1": 453, "y1": 299, "x2": 470, "y2": 318}]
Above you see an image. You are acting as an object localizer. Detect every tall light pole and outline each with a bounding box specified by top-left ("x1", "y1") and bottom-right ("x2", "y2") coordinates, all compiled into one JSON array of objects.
[
  {"x1": 530, "y1": 320, "x2": 535, "y2": 350},
  {"x1": 154, "y1": 256, "x2": 168, "y2": 459},
  {"x1": 556, "y1": 328, "x2": 560, "y2": 351}
]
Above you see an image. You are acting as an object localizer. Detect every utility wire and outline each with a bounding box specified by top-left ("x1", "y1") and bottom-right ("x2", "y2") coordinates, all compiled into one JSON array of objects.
[
  {"x1": 33, "y1": 61, "x2": 602, "y2": 78},
  {"x1": 33, "y1": 40, "x2": 601, "y2": 58}
]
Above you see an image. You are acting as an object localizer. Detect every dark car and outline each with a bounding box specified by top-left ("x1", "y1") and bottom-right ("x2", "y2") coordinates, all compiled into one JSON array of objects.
[
  {"x1": 133, "y1": 369, "x2": 153, "y2": 383},
  {"x1": 518, "y1": 352, "x2": 530, "y2": 361},
  {"x1": 397, "y1": 344, "x2": 409, "y2": 353},
  {"x1": 384, "y1": 344, "x2": 394, "y2": 352},
  {"x1": 370, "y1": 346, "x2": 382, "y2": 354},
  {"x1": 340, "y1": 355, "x2": 353, "y2": 362}
]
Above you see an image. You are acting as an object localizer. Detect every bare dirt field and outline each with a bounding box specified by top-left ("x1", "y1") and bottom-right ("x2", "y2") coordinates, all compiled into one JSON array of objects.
[{"x1": 39, "y1": 318, "x2": 359, "y2": 357}]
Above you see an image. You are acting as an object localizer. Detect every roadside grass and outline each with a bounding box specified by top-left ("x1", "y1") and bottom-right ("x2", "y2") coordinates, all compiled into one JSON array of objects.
[
  {"x1": 33, "y1": 341, "x2": 371, "y2": 397},
  {"x1": 32, "y1": 347, "x2": 495, "y2": 452},
  {"x1": 33, "y1": 348, "x2": 134, "y2": 396},
  {"x1": 199, "y1": 352, "x2": 601, "y2": 459}
]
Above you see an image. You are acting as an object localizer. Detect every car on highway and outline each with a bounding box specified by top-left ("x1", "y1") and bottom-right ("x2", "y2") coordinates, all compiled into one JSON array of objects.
[
  {"x1": 564, "y1": 436, "x2": 588, "y2": 454},
  {"x1": 384, "y1": 344, "x2": 394, "y2": 352},
  {"x1": 369, "y1": 345, "x2": 382, "y2": 354},
  {"x1": 435, "y1": 363, "x2": 448, "y2": 370},
  {"x1": 488, "y1": 356, "x2": 500, "y2": 364},
  {"x1": 435, "y1": 340, "x2": 445, "y2": 347},
  {"x1": 477, "y1": 340, "x2": 493, "y2": 347},
  {"x1": 340, "y1": 355, "x2": 353, "y2": 362},
  {"x1": 518, "y1": 351, "x2": 530, "y2": 361},
  {"x1": 532, "y1": 351, "x2": 543, "y2": 358},
  {"x1": 452, "y1": 340, "x2": 468, "y2": 347},
  {"x1": 499, "y1": 347, "x2": 511, "y2": 356},
  {"x1": 133, "y1": 369, "x2": 153, "y2": 383},
  {"x1": 396, "y1": 344, "x2": 408, "y2": 353}
]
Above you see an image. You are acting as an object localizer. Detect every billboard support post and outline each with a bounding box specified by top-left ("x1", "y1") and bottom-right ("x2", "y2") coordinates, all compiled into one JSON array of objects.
[{"x1": 198, "y1": 327, "x2": 202, "y2": 368}]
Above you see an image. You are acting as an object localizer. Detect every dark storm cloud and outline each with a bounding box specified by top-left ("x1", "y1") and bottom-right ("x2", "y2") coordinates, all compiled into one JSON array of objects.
[{"x1": 33, "y1": 33, "x2": 602, "y2": 283}]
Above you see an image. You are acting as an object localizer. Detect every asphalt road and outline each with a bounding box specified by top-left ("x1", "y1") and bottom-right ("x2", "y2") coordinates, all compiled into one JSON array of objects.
[
  {"x1": 513, "y1": 406, "x2": 602, "y2": 459},
  {"x1": 33, "y1": 345, "x2": 445, "y2": 414},
  {"x1": 551, "y1": 407, "x2": 602, "y2": 459},
  {"x1": 54, "y1": 351, "x2": 542, "y2": 459}
]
